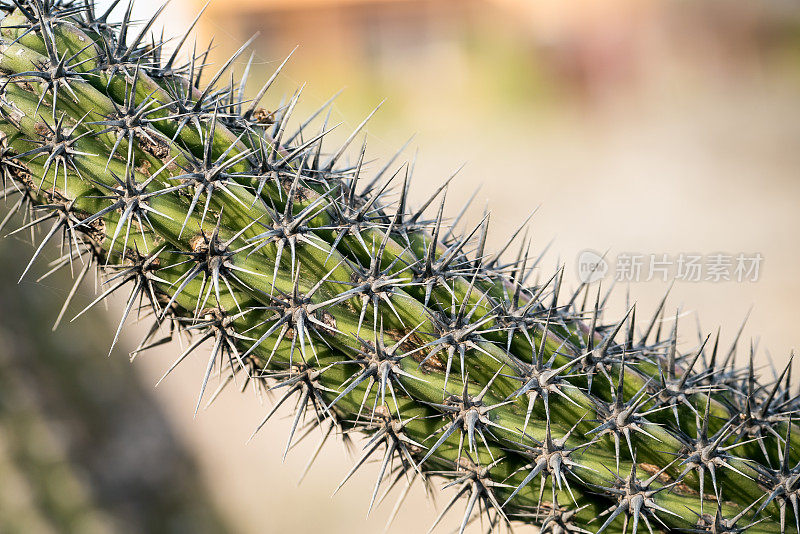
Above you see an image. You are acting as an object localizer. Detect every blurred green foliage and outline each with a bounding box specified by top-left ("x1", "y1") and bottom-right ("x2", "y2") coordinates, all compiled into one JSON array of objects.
[{"x1": 0, "y1": 227, "x2": 228, "y2": 533}]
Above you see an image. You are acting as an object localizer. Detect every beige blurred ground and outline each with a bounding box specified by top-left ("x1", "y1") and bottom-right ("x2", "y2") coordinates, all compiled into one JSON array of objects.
[{"x1": 95, "y1": 0, "x2": 800, "y2": 532}]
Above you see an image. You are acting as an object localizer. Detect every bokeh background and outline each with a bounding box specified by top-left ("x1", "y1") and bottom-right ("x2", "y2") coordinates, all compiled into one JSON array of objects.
[{"x1": 2, "y1": 0, "x2": 799, "y2": 532}]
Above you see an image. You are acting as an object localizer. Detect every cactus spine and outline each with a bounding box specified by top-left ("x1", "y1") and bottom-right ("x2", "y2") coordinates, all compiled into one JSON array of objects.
[{"x1": 0, "y1": 1, "x2": 796, "y2": 532}]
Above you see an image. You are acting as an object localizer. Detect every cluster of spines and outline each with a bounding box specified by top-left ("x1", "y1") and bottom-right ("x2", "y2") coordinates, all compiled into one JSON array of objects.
[{"x1": 0, "y1": 1, "x2": 797, "y2": 532}]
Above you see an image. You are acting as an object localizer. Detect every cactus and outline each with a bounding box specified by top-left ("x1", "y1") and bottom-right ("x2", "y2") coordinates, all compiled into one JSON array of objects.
[{"x1": 0, "y1": 1, "x2": 796, "y2": 532}]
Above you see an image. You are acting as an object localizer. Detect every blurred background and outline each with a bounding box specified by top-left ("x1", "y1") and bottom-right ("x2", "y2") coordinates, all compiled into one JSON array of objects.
[{"x1": 2, "y1": 0, "x2": 799, "y2": 532}]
